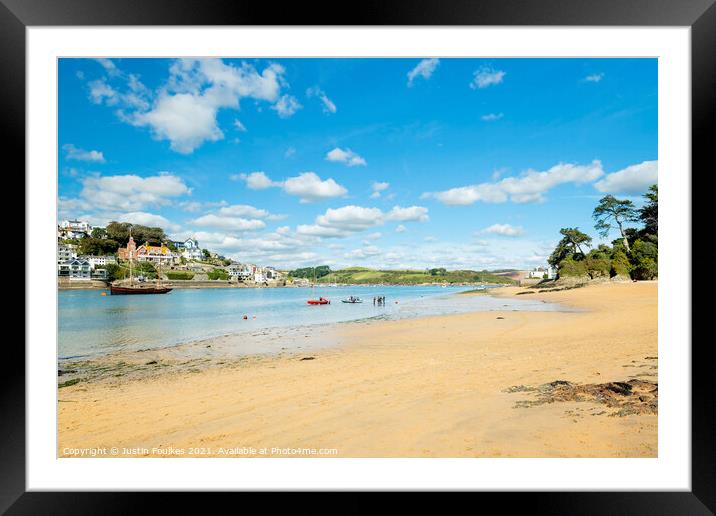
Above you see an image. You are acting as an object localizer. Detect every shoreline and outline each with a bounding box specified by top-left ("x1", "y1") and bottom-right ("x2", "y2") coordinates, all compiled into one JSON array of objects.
[
  {"x1": 58, "y1": 281, "x2": 657, "y2": 458},
  {"x1": 58, "y1": 281, "x2": 514, "y2": 291},
  {"x1": 57, "y1": 286, "x2": 562, "y2": 374}
]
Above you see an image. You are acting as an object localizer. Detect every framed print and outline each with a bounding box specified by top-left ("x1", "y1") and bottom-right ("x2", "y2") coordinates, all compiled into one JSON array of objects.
[{"x1": 5, "y1": 0, "x2": 712, "y2": 510}]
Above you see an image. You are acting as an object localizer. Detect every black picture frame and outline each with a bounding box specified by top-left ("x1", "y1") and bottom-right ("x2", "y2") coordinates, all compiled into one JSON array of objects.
[{"x1": 4, "y1": 0, "x2": 710, "y2": 511}]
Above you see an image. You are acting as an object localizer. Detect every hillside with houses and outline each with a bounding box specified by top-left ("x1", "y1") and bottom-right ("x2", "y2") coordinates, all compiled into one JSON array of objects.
[{"x1": 57, "y1": 220, "x2": 285, "y2": 288}]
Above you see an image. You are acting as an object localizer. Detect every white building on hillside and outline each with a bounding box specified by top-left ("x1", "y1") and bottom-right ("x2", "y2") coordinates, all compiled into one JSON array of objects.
[
  {"x1": 179, "y1": 238, "x2": 203, "y2": 261},
  {"x1": 59, "y1": 219, "x2": 92, "y2": 239},
  {"x1": 79, "y1": 255, "x2": 117, "y2": 269},
  {"x1": 58, "y1": 244, "x2": 77, "y2": 264},
  {"x1": 528, "y1": 265, "x2": 556, "y2": 280},
  {"x1": 67, "y1": 258, "x2": 91, "y2": 280},
  {"x1": 228, "y1": 263, "x2": 255, "y2": 281}
]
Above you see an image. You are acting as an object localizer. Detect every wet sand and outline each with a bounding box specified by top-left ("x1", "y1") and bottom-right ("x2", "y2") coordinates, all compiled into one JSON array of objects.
[{"x1": 58, "y1": 281, "x2": 657, "y2": 458}]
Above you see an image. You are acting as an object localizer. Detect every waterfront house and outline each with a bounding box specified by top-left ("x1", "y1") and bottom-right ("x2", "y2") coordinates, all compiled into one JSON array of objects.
[
  {"x1": 264, "y1": 267, "x2": 282, "y2": 280},
  {"x1": 59, "y1": 219, "x2": 92, "y2": 240},
  {"x1": 528, "y1": 266, "x2": 556, "y2": 280},
  {"x1": 228, "y1": 262, "x2": 255, "y2": 281},
  {"x1": 91, "y1": 268, "x2": 108, "y2": 280},
  {"x1": 79, "y1": 255, "x2": 117, "y2": 269},
  {"x1": 135, "y1": 242, "x2": 177, "y2": 266},
  {"x1": 181, "y1": 238, "x2": 203, "y2": 261},
  {"x1": 68, "y1": 258, "x2": 92, "y2": 280},
  {"x1": 58, "y1": 243, "x2": 77, "y2": 264}
]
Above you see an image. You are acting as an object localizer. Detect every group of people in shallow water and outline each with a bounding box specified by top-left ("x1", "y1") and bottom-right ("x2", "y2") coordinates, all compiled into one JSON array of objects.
[{"x1": 373, "y1": 296, "x2": 386, "y2": 305}]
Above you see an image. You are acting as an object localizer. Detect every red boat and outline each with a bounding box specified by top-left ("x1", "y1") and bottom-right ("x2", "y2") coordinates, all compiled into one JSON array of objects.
[
  {"x1": 307, "y1": 297, "x2": 330, "y2": 305},
  {"x1": 110, "y1": 284, "x2": 173, "y2": 295}
]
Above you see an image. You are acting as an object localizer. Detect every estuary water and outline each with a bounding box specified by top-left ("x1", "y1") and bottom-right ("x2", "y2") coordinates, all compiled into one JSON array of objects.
[{"x1": 58, "y1": 285, "x2": 563, "y2": 360}]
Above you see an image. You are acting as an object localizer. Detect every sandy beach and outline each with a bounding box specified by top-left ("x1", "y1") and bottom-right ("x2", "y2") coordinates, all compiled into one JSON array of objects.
[{"x1": 58, "y1": 281, "x2": 657, "y2": 458}]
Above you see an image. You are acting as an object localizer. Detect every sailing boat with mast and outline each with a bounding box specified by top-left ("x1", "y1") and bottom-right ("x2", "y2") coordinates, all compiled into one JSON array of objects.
[
  {"x1": 306, "y1": 266, "x2": 330, "y2": 305},
  {"x1": 110, "y1": 229, "x2": 172, "y2": 295}
]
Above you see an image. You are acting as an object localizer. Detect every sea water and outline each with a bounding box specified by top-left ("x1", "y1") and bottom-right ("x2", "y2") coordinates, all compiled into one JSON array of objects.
[{"x1": 58, "y1": 285, "x2": 564, "y2": 359}]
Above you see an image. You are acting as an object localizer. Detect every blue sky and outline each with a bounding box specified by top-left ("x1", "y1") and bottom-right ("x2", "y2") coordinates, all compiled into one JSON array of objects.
[{"x1": 58, "y1": 57, "x2": 657, "y2": 270}]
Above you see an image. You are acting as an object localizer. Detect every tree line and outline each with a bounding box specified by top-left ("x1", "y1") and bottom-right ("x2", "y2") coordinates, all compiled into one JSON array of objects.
[
  {"x1": 548, "y1": 184, "x2": 658, "y2": 281},
  {"x1": 66, "y1": 222, "x2": 172, "y2": 257}
]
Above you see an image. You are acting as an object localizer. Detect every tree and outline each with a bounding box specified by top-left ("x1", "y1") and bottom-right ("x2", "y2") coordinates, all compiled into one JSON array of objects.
[
  {"x1": 548, "y1": 227, "x2": 592, "y2": 266},
  {"x1": 90, "y1": 227, "x2": 107, "y2": 239},
  {"x1": 202, "y1": 248, "x2": 211, "y2": 260},
  {"x1": 639, "y1": 184, "x2": 658, "y2": 237},
  {"x1": 77, "y1": 237, "x2": 121, "y2": 256},
  {"x1": 630, "y1": 239, "x2": 658, "y2": 280},
  {"x1": 593, "y1": 195, "x2": 639, "y2": 252},
  {"x1": 105, "y1": 222, "x2": 168, "y2": 247}
]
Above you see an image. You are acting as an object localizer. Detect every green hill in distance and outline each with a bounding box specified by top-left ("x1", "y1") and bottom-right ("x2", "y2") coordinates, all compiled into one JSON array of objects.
[{"x1": 289, "y1": 266, "x2": 516, "y2": 285}]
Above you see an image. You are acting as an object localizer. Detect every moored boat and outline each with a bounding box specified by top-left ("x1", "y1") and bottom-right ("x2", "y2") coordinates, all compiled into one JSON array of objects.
[
  {"x1": 341, "y1": 296, "x2": 363, "y2": 303},
  {"x1": 109, "y1": 227, "x2": 173, "y2": 295},
  {"x1": 110, "y1": 284, "x2": 172, "y2": 295}
]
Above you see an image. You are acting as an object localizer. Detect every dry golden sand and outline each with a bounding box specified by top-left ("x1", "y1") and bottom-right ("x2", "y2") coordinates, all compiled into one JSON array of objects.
[{"x1": 58, "y1": 281, "x2": 657, "y2": 458}]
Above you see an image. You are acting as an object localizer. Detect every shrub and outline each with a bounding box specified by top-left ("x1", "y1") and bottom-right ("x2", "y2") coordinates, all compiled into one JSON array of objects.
[
  {"x1": 585, "y1": 257, "x2": 611, "y2": 279},
  {"x1": 558, "y1": 257, "x2": 588, "y2": 278},
  {"x1": 166, "y1": 271, "x2": 195, "y2": 280},
  {"x1": 631, "y1": 256, "x2": 658, "y2": 280},
  {"x1": 610, "y1": 250, "x2": 631, "y2": 277},
  {"x1": 104, "y1": 263, "x2": 126, "y2": 282},
  {"x1": 207, "y1": 269, "x2": 229, "y2": 280},
  {"x1": 630, "y1": 239, "x2": 658, "y2": 280}
]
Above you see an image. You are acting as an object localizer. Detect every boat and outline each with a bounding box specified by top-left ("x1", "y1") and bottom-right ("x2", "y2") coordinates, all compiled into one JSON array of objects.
[
  {"x1": 110, "y1": 228, "x2": 173, "y2": 295},
  {"x1": 341, "y1": 296, "x2": 363, "y2": 304},
  {"x1": 110, "y1": 284, "x2": 172, "y2": 295},
  {"x1": 306, "y1": 267, "x2": 330, "y2": 305}
]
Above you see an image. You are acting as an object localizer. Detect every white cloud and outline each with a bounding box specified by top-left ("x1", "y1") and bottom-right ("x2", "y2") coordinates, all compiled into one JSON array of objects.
[
  {"x1": 217, "y1": 204, "x2": 270, "y2": 218},
  {"x1": 370, "y1": 182, "x2": 389, "y2": 198},
  {"x1": 117, "y1": 211, "x2": 174, "y2": 229},
  {"x1": 234, "y1": 171, "x2": 347, "y2": 202},
  {"x1": 386, "y1": 205, "x2": 429, "y2": 222},
  {"x1": 594, "y1": 160, "x2": 658, "y2": 194},
  {"x1": 234, "y1": 119, "x2": 247, "y2": 132},
  {"x1": 234, "y1": 171, "x2": 280, "y2": 190},
  {"x1": 191, "y1": 214, "x2": 266, "y2": 232},
  {"x1": 395, "y1": 224, "x2": 407, "y2": 233},
  {"x1": 179, "y1": 200, "x2": 228, "y2": 212},
  {"x1": 62, "y1": 144, "x2": 106, "y2": 163},
  {"x1": 73, "y1": 172, "x2": 191, "y2": 212},
  {"x1": 271, "y1": 94, "x2": 302, "y2": 118},
  {"x1": 481, "y1": 223, "x2": 525, "y2": 237},
  {"x1": 296, "y1": 204, "x2": 428, "y2": 240},
  {"x1": 306, "y1": 86, "x2": 337, "y2": 114},
  {"x1": 585, "y1": 73, "x2": 604, "y2": 83},
  {"x1": 132, "y1": 92, "x2": 224, "y2": 154},
  {"x1": 88, "y1": 79, "x2": 117, "y2": 105},
  {"x1": 325, "y1": 147, "x2": 367, "y2": 167},
  {"x1": 315, "y1": 205, "x2": 384, "y2": 231},
  {"x1": 345, "y1": 245, "x2": 382, "y2": 259},
  {"x1": 407, "y1": 58, "x2": 440, "y2": 86},
  {"x1": 481, "y1": 113, "x2": 504, "y2": 121},
  {"x1": 284, "y1": 147, "x2": 297, "y2": 158},
  {"x1": 423, "y1": 160, "x2": 605, "y2": 205},
  {"x1": 95, "y1": 58, "x2": 120, "y2": 77},
  {"x1": 282, "y1": 172, "x2": 348, "y2": 202},
  {"x1": 90, "y1": 59, "x2": 290, "y2": 153},
  {"x1": 295, "y1": 224, "x2": 350, "y2": 238},
  {"x1": 470, "y1": 67, "x2": 506, "y2": 89}
]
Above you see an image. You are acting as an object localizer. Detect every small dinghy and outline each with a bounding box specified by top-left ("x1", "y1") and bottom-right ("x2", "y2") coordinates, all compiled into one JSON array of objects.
[{"x1": 341, "y1": 296, "x2": 363, "y2": 304}]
